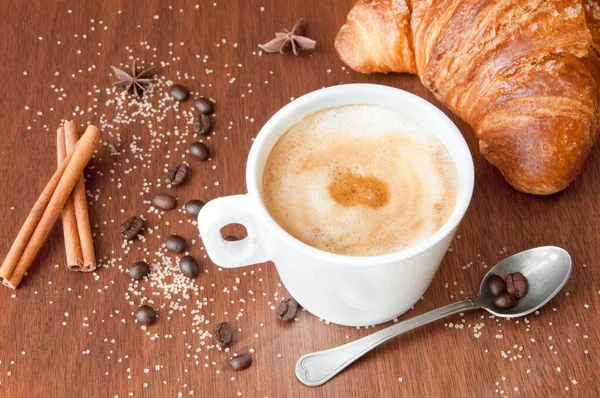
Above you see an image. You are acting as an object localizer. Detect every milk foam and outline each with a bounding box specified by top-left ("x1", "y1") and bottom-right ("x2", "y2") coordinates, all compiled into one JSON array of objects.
[{"x1": 262, "y1": 104, "x2": 458, "y2": 256}]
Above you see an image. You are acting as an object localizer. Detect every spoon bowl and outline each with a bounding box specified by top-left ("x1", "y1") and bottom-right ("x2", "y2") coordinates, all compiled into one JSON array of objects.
[{"x1": 477, "y1": 246, "x2": 572, "y2": 317}]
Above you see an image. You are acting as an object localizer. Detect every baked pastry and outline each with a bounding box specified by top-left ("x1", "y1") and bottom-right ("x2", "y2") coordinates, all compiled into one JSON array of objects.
[
  {"x1": 336, "y1": 0, "x2": 599, "y2": 194},
  {"x1": 584, "y1": 0, "x2": 600, "y2": 51}
]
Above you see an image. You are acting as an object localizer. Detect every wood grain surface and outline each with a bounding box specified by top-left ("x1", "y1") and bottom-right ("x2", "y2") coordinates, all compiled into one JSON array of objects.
[{"x1": 1, "y1": 1, "x2": 599, "y2": 397}]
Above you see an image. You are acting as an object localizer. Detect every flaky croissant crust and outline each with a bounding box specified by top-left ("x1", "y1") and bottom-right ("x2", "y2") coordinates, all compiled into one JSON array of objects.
[{"x1": 336, "y1": 0, "x2": 600, "y2": 195}]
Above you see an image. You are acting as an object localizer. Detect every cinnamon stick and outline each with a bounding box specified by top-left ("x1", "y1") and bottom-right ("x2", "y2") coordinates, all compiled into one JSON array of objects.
[
  {"x1": 64, "y1": 121, "x2": 96, "y2": 272},
  {"x1": 0, "y1": 125, "x2": 100, "y2": 288},
  {"x1": 0, "y1": 148, "x2": 73, "y2": 285},
  {"x1": 57, "y1": 126, "x2": 84, "y2": 270}
]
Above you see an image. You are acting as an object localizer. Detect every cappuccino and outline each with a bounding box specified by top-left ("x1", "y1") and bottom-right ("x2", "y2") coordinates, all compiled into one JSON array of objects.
[{"x1": 262, "y1": 104, "x2": 458, "y2": 256}]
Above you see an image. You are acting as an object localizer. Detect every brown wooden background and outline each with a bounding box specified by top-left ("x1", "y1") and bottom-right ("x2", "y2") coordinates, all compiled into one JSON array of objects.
[{"x1": 0, "y1": 1, "x2": 599, "y2": 397}]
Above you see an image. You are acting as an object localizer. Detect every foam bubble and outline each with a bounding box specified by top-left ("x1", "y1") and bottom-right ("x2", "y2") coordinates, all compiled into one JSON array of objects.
[{"x1": 262, "y1": 104, "x2": 458, "y2": 256}]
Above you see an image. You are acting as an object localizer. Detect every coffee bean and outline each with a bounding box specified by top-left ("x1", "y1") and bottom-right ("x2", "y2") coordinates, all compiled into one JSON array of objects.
[
  {"x1": 193, "y1": 114, "x2": 211, "y2": 135},
  {"x1": 120, "y1": 216, "x2": 144, "y2": 240},
  {"x1": 184, "y1": 200, "x2": 205, "y2": 217},
  {"x1": 166, "y1": 162, "x2": 188, "y2": 186},
  {"x1": 180, "y1": 255, "x2": 199, "y2": 277},
  {"x1": 506, "y1": 272, "x2": 528, "y2": 299},
  {"x1": 277, "y1": 298, "x2": 299, "y2": 322},
  {"x1": 152, "y1": 194, "x2": 177, "y2": 210},
  {"x1": 224, "y1": 235, "x2": 239, "y2": 241},
  {"x1": 166, "y1": 235, "x2": 186, "y2": 253},
  {"x1": 129, "y1": 261, "x2": 150, "y2": 280},
  {"x1": 169, "y1": 84, "x2": 189, "y2": 101},
  {"x1": 493, "y1": 292, "x2": 517, "y2": 309},
  {"x1": 190, "y1": 142, "x2": 210, "y2": 161},
  {"x1": 215, "y1": 322, "x2": 233, "y2": 346},
  {"x1": 135, "y1": 305, "x2": 156, "y2": 325},
  {"x1": 229, "y1": 353, "x2": 252, "y2": 371},
  {"x1": 194, "y1": 97, "x2": 214, "y2": 114},
  {"x1": 487, "y1": 274, "x2": 507, "y2": 297}
]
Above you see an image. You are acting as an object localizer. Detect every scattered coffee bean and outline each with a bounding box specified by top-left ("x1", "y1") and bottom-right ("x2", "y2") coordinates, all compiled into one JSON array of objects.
[
  {"x1": 190, "y1": 142, "x2": 210, "y2": 161},
  {"x1": 120, "y1": 216, "x2": 144, "y2": 240},
  {"x1": 277, "y1": 298, "x2": 299, "y2": 322},
  {"x1": 180, "y1": 255, "x2": 199, "y2": 277},
  {"x1": 487, "y1": 274, "x2": 507, "y2": 297},
  {"x1": 166, "y1": 235, "x2": 187, "y2": 253},
  {"x1": 215, "y1": 322, "x2": 233, "y2": 346},
  {"x1": 493, "y1": 292, "x2": 517, "y2": 309},
  {"x1": 229, "y1": 353, "x2": 252, "y2": 371},
  {"x1": 184, "y1": 200, "x2": 205, "y2": 217},
  {"x1": 194, "y1": 97, "x2": 214, "y2": 114},
  {"x1": 129, "y1": 261, "x2": 150, "y2": 280},
  {"x1": 152, "y1": 194, "x2": 177, "y2": 210},
  {"x1": 193, "y1": 114, "x2": 211, "y2": 135},
  {"x1": 135, "y1": 305, "x2": 156, "y2": 326},
  {"x1": 506, "y1": 272, "x2": 528, "y2": 299},
  {"x1": 169, "y1": 84, "x2": 189, "y2": 101},
  {"x1": 166, "y1": 162, "x2": 188, "y2": 186},
  {"x1": 224, "y1": 235, "x2": 239, "y2": 241}
]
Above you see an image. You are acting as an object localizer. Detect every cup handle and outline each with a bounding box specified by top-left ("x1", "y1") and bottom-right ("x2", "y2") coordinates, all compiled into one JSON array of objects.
[{"x1": 198, "y1": 194, "x2": 271, "y2": 268}]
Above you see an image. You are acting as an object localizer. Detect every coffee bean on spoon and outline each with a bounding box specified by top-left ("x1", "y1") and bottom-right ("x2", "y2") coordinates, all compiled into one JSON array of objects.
[
  {"x1": 224, "y1": 235, "x2": 239, "y2": 241},
  {"x1": 215, "y1": 322, "x2": 233, "y2": 346},
  {"x1": 120, "y1": 216, "x2": 144, "y2": 240},
  {"x1": 506, "y1": 272, "x2": 528, "y2": 298},
  {"x1": 277, "y1": 298, "x2": 299, "y2": 322},
  {"x1": 487, "y1": 274, "x2": 507, "y2": 297},
  {"x1": 184, "y1": 200, "x2": 205, "y2": 217},
  {"x1": 194, "y1": 97, "x2": 214, "y2": 114},
  {"x1": 493, "y1": 292, "x2": 517, "y2": 309},
  {"x1": 152, "y1": 194, "x2": 177, "y2": 210},
  {"x1": 166, "y1": 234, "x2": 186, "y2": 253},
  {"x1": 190, "y1": 142, "x2": 210, "y2": 161},
  {"x1": 180, "y1": 255, "x2": 200, "y2": 277},
  {"x1": 129, "y1": 261, "x2": 150, "y2": 280},
  {"x1": 169, "y1": 84, "x2": 189, "y2": 101},
  {"x1": 229, "y1": 353, "x2": 252, "y2": 371},
  {"x1": 193, "y1": 114, "x2": 211, "y2": 135},
  {"x1": 135, "y1": 305, "x2": 157, "y2": 326},
  {"x1": 166, "y1": 162, "x2": 187, "y2": 186}
]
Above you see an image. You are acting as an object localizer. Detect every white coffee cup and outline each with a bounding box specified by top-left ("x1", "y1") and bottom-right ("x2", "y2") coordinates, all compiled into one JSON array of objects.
[{"x1": 198, "y1": 84, "x2": 474, "y2": 327}]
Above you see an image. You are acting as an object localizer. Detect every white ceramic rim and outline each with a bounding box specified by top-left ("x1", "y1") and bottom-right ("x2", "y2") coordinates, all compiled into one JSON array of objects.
[{"x1": 246, "y1": 84, "x2": 474, "y2": 266}]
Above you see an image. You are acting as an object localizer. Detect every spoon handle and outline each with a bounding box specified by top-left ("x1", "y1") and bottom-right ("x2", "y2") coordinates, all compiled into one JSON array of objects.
[{"x1": 295, "y1": 299, "x2": 477, "y2": 387}]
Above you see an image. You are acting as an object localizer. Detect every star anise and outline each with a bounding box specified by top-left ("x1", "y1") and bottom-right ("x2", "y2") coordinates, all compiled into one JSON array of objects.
[
  {"x1": 110, "y1": 60, "x2": 155, "y2": 97},
  {"x1": 259, "y1": 18, "x2": 316, "y2": 55}
]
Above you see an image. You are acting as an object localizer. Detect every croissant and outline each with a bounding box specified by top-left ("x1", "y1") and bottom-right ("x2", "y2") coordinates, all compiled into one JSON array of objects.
[{"x1": 336, "y1": 0, "x2": 600, "y2": 195}]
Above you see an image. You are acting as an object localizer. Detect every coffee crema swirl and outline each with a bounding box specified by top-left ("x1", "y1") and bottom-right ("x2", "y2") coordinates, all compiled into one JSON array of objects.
[
  {"x1": 262, "y1": 104, "x2": 458, "y2": 256},
  {"x1": 328, "y1": 172, "x2": 390, "y2": 209}
]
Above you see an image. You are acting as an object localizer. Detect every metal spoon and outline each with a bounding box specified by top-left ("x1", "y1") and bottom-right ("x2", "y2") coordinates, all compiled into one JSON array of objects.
[{"x1": 295, "y1": 246, "x2": 572, "y2": 387}]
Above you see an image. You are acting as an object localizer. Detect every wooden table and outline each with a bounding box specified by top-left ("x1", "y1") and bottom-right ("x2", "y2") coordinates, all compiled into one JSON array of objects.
[{"x1": 1, "y1": 1, "x2": 598, "y2": 396}]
